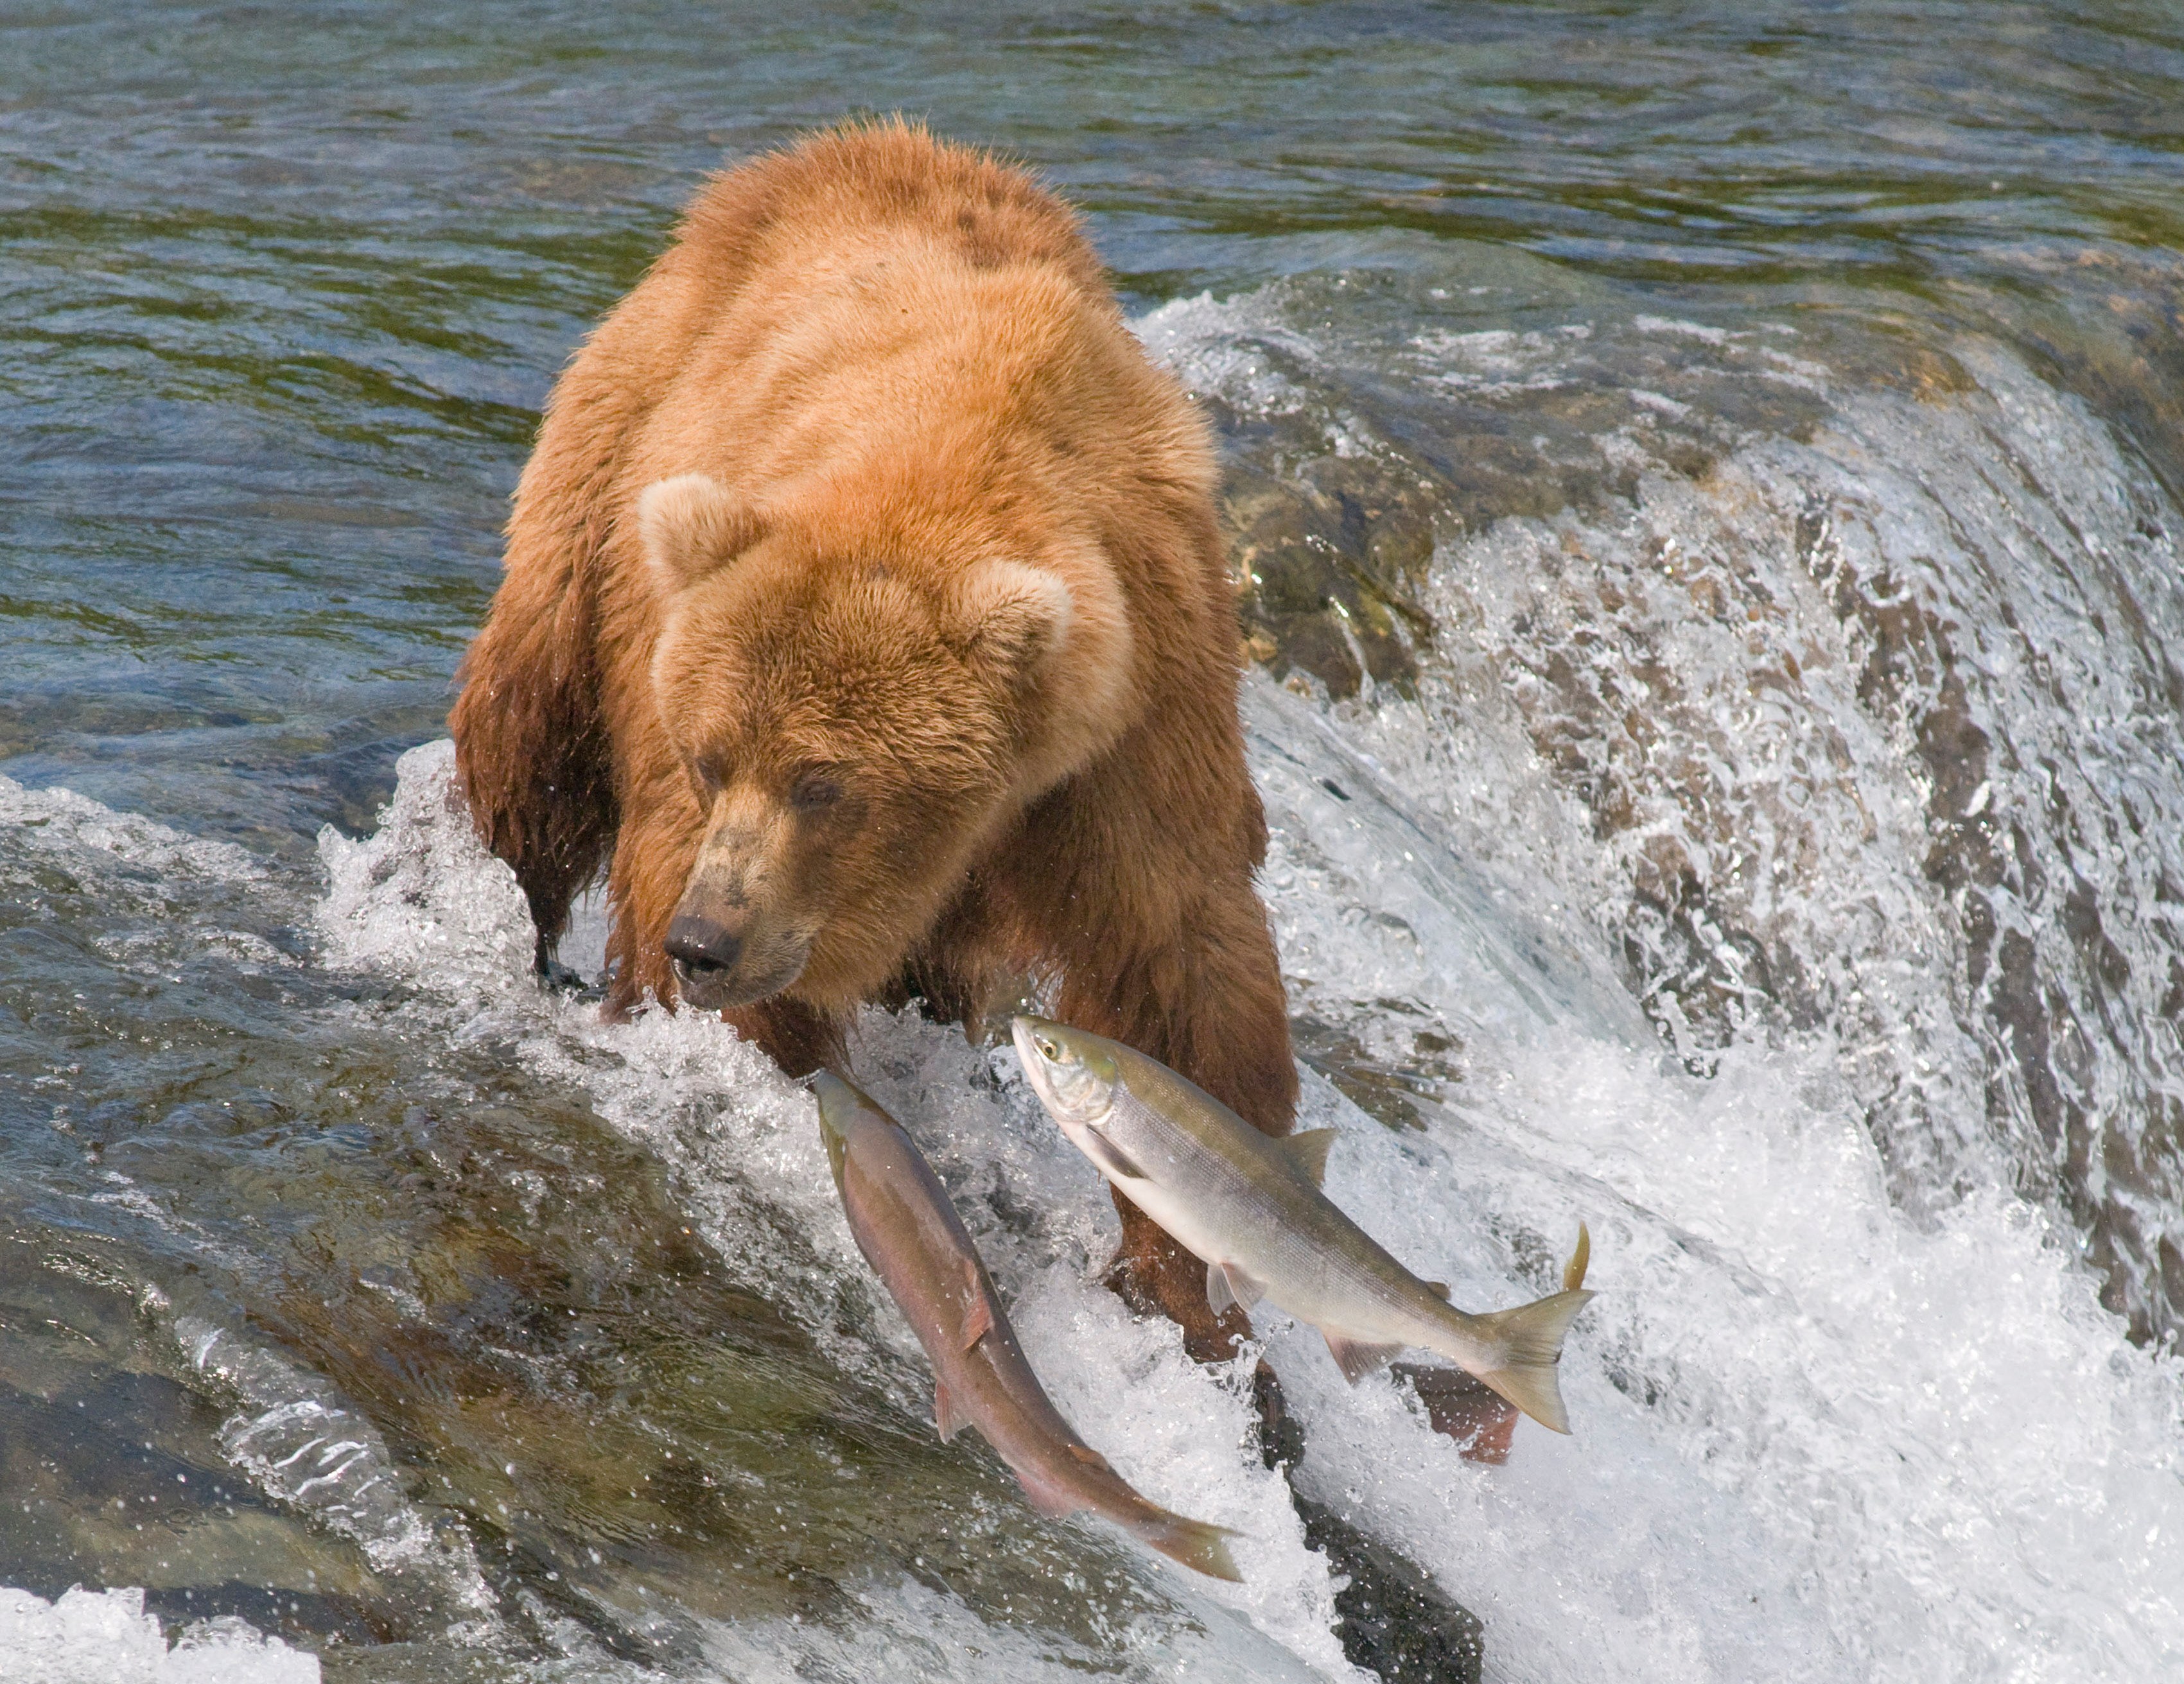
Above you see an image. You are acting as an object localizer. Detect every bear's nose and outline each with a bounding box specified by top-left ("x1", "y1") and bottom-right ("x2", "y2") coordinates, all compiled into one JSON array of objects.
[{"x1": 665, "y1": 914, "x2": 742, "y2": 977}]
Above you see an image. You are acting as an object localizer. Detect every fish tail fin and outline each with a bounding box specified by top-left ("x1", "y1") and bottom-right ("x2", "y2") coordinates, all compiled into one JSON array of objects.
[
  {"x1": 1460, "y1": 1288, "x2": 1594, "y2": 1435},
  {"x1": 1128, "y1": 1507, "x2": 1246, "y2": 1583}
]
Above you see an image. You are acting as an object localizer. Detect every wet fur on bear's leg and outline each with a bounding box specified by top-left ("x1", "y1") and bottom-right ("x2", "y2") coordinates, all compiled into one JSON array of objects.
[
  {"x1": 1053, "y1": 892, "x2": 1298, "y2": 1360},
  {"x1": 1104, "y1": 1200, "x2": 1256, "y2": 1361},
  {"x1": 1008, "y1": 744, "x2": 1299, "y2": 1358},
  {"x1": 450, "y1": 567, "x2": 617, "y2": 973},
  {"x1": 450, "y1": 216, "x2": 701, "y2": 974}
]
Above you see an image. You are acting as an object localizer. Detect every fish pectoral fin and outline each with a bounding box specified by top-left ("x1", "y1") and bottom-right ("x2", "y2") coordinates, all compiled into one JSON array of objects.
[
  {"x1": 1207, "y1": 1260, "x2": 1266, "y2": 1314},
  {"x1": 1067, "y1": 1443, "x2": 1112, "y2": 1472},
  {"x1": 959, "y1": 1257, "x2": 996, "y2": 1352},
  {"x1": 934, "y1": 1381, "x2": 966, "y2": 1443},
  {"x1": 1563, "y1": 1222, "x2": 1592, "y2": 1293},
  {"x1": 1275, "y1": 1127, "x2": 1338, "y2": 1187},
  {"x1": 1080, "y1": 1126, "x2": 1148, "y2": 1184},
  {"x1": 960, "y1": 1293, "x2": 994, "y2": 1353},
  {"x1": 1323, "y1": 1330, "x2": 1406, "y2": 1385},
  {"x1": 1424, "y1": 1280, "x2": 1452, "y2": 1300}
]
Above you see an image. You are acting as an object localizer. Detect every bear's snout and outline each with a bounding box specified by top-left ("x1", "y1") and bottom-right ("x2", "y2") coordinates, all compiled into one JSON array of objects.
[
  {"x1": 662, "y1": 885, "x2": 814, "y2": 1009},
  {"x1": 665, "y1": 908, "x2": 787, "y2": 1009},
  {"x1": 665, "y1": 912, "x2": 742, "y2": 982}
]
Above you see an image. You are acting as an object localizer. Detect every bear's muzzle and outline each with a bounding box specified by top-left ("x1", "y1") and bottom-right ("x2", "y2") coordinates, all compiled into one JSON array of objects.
[
  {"x1": 665, "y1": 912, "x2": 743, "y2": 994},
  {"x1": 663, "y1": 902, "x2": 812, "y2": 1009}
]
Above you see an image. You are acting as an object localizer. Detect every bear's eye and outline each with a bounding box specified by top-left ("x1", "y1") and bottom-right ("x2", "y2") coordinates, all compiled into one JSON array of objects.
[
  {"x1": 790, "y1": 770, "x2": 844, "y2": 812},
  {"x1": 690, "y1": 752, "x2": 731, "y2": 795}
]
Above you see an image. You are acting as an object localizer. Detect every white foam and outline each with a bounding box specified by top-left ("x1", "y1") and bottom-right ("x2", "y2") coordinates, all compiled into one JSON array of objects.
[
  {"x1": 1135, "y1": 290, "x2": 1376, "y2": 457},
  {"x1": 0, "y1": 775, "x2": 261, "y2": 891},
  {"x1": 315, "y1": 738, "x2": 537, "y2": 1003},
  {"x1": 1630, "y1": 314, "x2": 1736, "y2": 347},
  {"x1": 315, "y1": 676, "x2": 2184, "y2": 1680},
  {"x1": 1181, "y1": 293, "x2": 2184, "y2": 1676},
  {"x1": 1254, "y1": 1036, "x2": 2184, "y2": 1681},
  {"x1": 1243, "y1": 675, "x2": 1648, "y2": 1055},
  {"x1": 0, "y1": 1586, "x2": 319, "y2": 1684},
  {"x1": 700, "y1": 1570, "x2": 1331, "y2": 1684},
  {"x1": 0, "y1": 776, "x2": 292, "y2": 986}
]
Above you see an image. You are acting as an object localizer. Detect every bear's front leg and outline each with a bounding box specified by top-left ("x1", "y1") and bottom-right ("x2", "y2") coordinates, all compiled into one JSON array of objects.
[
  {"x1": 1105, "y1": 1200, "x2": 1254, "y2": 1362},
  {"x1": 1049, "y1": 875, "x2": 1300, "y2": 1362}
]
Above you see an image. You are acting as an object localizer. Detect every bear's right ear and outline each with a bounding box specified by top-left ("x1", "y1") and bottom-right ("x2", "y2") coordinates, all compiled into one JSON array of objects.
[{"x1": 637, "y1": 473, "x2": 766, "y2": 595}]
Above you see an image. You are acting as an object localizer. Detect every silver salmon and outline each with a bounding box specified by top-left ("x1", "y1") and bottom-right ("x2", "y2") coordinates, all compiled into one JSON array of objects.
[
  {"x1": 1011, "y1": 1016, "x2": 1594, "y2": 1435},
  {"x1": 813, "y1": 1070, "x2": 1243, "y2": 1579}
]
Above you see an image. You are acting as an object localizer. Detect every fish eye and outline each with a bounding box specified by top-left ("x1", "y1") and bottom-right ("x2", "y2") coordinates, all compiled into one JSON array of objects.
[{"x1": 1034, "y1": 1035, "x2": 1059, "y2": 1060}]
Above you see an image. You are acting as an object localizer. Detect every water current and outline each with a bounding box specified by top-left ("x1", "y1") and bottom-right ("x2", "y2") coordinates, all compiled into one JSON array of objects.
[{"x1": 4, "y1": 4, "x2": 2183, "y2": 1680}]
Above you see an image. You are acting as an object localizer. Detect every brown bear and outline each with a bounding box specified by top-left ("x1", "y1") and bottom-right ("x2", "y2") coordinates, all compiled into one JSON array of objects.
[{"x1": 450, "y1": 121, "x2": 1298, "y2": 1358}]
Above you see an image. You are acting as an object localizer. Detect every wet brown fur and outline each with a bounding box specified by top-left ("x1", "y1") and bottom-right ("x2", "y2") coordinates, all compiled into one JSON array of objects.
[{"x1": 450, "y1": 121, "x2": 1298, "y2": 1357}]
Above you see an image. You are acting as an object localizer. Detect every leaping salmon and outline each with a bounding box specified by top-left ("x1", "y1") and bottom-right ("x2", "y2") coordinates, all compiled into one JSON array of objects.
[
  {"x1": 814, "y1": 1069, "x2": 1244, "y2": 1579},
  {"x1": 1011, "y1": 1016, "x2": 1594, "y2": 1435}
]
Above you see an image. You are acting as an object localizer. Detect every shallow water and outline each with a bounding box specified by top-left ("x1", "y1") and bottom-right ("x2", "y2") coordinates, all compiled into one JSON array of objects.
[{"x1": 4, "y1": 3, "x2": 2183, "y2": 1679}]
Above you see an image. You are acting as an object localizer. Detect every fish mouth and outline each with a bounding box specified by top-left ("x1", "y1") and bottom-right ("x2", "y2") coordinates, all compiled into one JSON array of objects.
[
  {"x1": 811, "y1": 1068, "x2": 860, "y2": 1184},
  {"x1": 1010, "y1": 1014, "x2": 1114, "y2": 1125},
  {"x1": 1010, "y1": 1015, "x2": 1065, "y2": 1105}
]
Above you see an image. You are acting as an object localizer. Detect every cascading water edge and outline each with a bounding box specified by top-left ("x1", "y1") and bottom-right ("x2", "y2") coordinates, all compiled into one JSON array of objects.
[{"x1": 7, "y1": 4, "x2": 2184, "y2": 1679}]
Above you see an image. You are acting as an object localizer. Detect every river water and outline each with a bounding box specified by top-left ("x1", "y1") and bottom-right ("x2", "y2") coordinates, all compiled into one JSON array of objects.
[{"x1": 4, "y1": 4, "x2": 2183, "y2": 1680}]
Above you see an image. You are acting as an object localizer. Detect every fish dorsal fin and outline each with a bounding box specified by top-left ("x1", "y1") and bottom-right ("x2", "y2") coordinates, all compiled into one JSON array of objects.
[
  {"x1": 1080, "y1": 1125, "x2": 1148, "y2": 1185},
  {"x1": 1067, "y1": 1443, "x2": 1111, "y2": 1471},
  {"x1": 1323, "y1": 1330, "x2": 1405, "y2": 1385},
  {"x1": 1563, "y1": 1222, "x2": 1592, "y2": 1293},
  {"x1": 934, "y1": 1381, "x2": 965, "y2": 1443},
  {"x1": 1275, "y1": 1127, "x2": 1338, "y2": 1186},
  {"x1": 1207, "y1": 1260, "x2": 1266, "y2": 1317},
  {"x1": 1425, "y1": 1280, "x2": 1451, "y2": 1300}
]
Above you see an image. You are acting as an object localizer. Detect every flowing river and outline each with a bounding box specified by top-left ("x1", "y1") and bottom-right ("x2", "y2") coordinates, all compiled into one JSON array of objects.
[{"x1": 4, "y1": 4, "x2": 2182, "y2": 1680}]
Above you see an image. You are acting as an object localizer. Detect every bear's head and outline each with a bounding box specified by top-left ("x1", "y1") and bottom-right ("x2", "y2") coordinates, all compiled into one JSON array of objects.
[{"x1": 637, "y1": 472, "x2": 1117, "y2": 1012}]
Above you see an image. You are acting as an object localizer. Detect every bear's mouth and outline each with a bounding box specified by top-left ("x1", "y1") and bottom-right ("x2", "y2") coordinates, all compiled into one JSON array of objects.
[
  {"x1": 668, "y1": 951, "x2": 734, "y2": 1007},
  {"x1": 670, "y1": 953, "x2": 792, "y2": 1010},
  {"x1": 665, "y1": 918, "x2": 810, "y2": 1009}
]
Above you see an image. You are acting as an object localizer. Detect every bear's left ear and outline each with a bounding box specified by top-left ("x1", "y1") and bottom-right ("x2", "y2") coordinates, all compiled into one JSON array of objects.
[
  {"x1": 948, "y1": 560, "x2": 1074, "y2": 679},
  {"x1": 638, "y1": 473, "x2": 767, "y2": 595}
]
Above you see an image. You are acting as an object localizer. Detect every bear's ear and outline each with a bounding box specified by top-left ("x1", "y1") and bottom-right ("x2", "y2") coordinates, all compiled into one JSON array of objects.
[
  {"x1": 949, "y1": 560, "x2": 1074, "y2": 679},
  {"x1": 638, "y1": 473, "x2": 766, "y2": 595}
]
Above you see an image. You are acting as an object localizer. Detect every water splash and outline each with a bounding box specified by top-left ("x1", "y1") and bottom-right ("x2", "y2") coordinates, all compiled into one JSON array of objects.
[
  {"x1": 295, "y1": 676, "x2": 2184, "y2": 1680},
  {"x1": 311, "y1": 744, "x2": 1367, "y2": 1681},
  {"x1": 0, "y1": 1586, "x2": 320, "y2": 1684},
  {"x1": 1145, "y1": 279, "x2": 2184, "y2": 1348},
  {"x1": 175, "y1": 1314, "x2": 495, "y2": 1626},
  {"x1": 12, "y1": 270, "x2": 2183, "y2": 1684}
]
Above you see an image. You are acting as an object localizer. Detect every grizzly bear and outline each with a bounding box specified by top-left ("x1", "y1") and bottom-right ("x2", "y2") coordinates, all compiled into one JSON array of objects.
[{"x1": 450, "y1": 121, "x2": 1297, "y2": 1358}]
